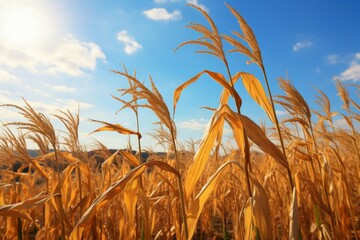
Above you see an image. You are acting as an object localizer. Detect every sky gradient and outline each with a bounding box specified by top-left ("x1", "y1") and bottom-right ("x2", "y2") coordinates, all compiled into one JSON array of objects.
[{"x1": 0, "y1": 0, "x2": 359, "y2": 150}]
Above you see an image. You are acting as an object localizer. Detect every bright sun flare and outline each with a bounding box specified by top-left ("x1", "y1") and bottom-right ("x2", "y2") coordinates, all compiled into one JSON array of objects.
[{"x1": 0, "y1": 5, "x2": 50, "y2": 49}]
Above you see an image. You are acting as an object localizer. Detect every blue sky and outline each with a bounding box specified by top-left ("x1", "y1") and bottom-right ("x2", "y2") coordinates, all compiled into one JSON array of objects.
[{"x1": 0, "y1": 0, "x2": 359, "y2": 150}]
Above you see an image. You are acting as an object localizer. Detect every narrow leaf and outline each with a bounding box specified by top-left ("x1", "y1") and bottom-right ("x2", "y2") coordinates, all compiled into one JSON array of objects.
[
  {"x1": 184, "y1": 110, "x2": 225, "y2": 198},
  {"x1": 289, "y1": 188, "x2": 300, "y2": 240},
  {"x1": 183, "y1": 161, "x2": 239, "y2": 239},
  {"x1": 70, "y1": 160, "x2": 180, "y2": 239},
  {"x1": 239, "y1": 115, "x2": 289, "y2": 169},
  {"x1": 251, "y1": 176, "x2": 273, "y2": 240},
  {"x1": 173, "y1": 70, "x2": 241, "y2": 115},
  {"x1": 239, "y1": 72, "x2": 275, "y2": 123},
  {"x1": 89, "y1": 119, "x2": 141, "y2": 138},
  {"x1": 119, "y1": 150, "x2": 140, "y2": 167},
  {"x1": 0, "y1": 194, "x2": 57, "y2": 214}
]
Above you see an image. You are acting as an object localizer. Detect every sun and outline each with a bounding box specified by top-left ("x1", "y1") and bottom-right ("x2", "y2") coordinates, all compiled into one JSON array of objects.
[{"x1": 0, "y1": 5, "x2": 50, "y2": 49}]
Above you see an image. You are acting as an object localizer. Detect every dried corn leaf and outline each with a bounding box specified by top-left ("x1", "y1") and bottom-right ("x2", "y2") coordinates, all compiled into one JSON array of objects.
[
  {"x1": 89, "y1": 119, "x2": 141, "y2": 138},
  {"x1": 0, "y1": 209, "x2": 33, "y2": 222},
  {"x1": 56, "y1": 151, "x2": 81, "y2": 163},
  {"x1": 139, "y1": 188, "x2": 155, "y2": 240},
  {"x1": 101, "y1": 149, "x2": 120, "y2": 185},
  {"x1": 183, "y1": 161, "x2": 238, "y2": 239},
  {"x1": 239, "y1": 115, "x2": 289, "y2": 169},
  {"x1": 184, "y1": 110, "x2": 225, "y2": 199},
  {"x1": 289, "y1": 188, "x2": 300, "y2": 240},
  {"x1": 123, "y1": 179, "x2": 139, "y2": 226},
  {"x1": 0, "y1": 193, "x2": 56, "y2": 213},
  {"x1": 243, "y1": 198, "x2": 254, "y2": 240},
  {"x1": 251, "y1": 176, "x2": 273, "y2": 240},
  {"x1": 119, "y1": 150, "x2": 140, "y2": 167},
  {"x1": 218, "y1": 105, "x2": 246, "y2": 158},
  {"x1": 70, "y1": 160, "x2": 179, "y2": 239},
  {"x1": 301, "y1": 176, "x2": 331, "y2": 215},
  {"x1": 173, "y1": 70, "x2": 241, "y2": 115},
  {"x1": 237, "y1": 72, "x2": 275, "y2": 123},
  {"x1": 52, "y1": 192, "x2": 73, "y2": 235},
  {"x1": 70, "y1": 165, "x2": 146, "y2": 239}
]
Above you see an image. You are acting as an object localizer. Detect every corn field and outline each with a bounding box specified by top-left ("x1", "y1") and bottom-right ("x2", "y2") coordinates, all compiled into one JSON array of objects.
[{"x1": 0, "y1": 4, "x2": 359, "y2": 240}]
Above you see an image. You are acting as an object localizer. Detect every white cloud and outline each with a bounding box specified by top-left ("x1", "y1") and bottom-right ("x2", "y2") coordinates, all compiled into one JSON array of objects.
[
  {"x1": 275, "y1": 110, "x2": 288, "y2": 116},
  {"x1": 33, "y1": 99, "x2": 92, "y2": 114},
  {"x1": 0, "y1": 108, "x2": 20, "y2": 121},
  {"x1": 0, "y1": 69, "x2": 20, "y2": 84},
  {"x1": 154, "y1": 0, "x2": 181, "y2": 3},
  {"x1": 0, "y1": 35, "x2": 106, "y2": 77},
  {"x1": 187, "y1": 0, "x2": 208, "y2": 12},
  {"x1": 178, "y1": 119, "x2": 208, "y2": 131},
  {"x1": 45, "y1": 84, "x2": 76, "y2": 93},
  {"x1": 293, "y1": 40, "x2": 312, "y2": 52},
  {"x1": 326, "y1": 54, "x2": 339, "y2": 65},
  {"x1": 8, "y1": 99, "x2": 93, "y2": 116},
  {"x1": 0, "y1": 92, "x2": 21, "y2": 120},
  {"x1": 55, "y1": 98, "x2": 94, "y2": 111},
  {"x1": 0, "y1": 89, "x2": 94, "y2": 122},
  {"x1": 45, "y1": 36, "x2": 106, "y2": 76},
  {"x1": 117, "y1": 30, "x2": 143, "y2": 55},
  {"x1": 333, "y1": 118, "x2": 351, "y2": 130},
  {"x1": 339, "y1": 53, "x2": 360, "y2": 82},
  {"x1": 143, "y1": 8, "x2": 181, "y2": 21}
]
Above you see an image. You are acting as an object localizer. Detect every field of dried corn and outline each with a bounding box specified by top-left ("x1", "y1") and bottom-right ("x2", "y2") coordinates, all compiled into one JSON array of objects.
[{"x1": 1, "y1": 4, "x2": 359, "y2": 240}]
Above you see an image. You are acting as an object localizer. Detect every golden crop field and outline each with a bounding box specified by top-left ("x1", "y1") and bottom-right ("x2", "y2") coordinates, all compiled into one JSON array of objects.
[{"x1": 0, "y1": 4, "x2": 359, "y2": 240}]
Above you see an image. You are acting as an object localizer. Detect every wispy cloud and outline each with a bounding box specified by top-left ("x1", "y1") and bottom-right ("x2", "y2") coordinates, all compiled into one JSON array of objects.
[
  {"x1": 45, "y1": 84, "x2": 76, "y2": 93},
  {"x1": 117, "y1": 30, "x2": 143, "y2": 55},
  {"x1": 143, "y1": 8, "x2": 181, "y2": 21},
  {"x1": 333, "y1": 118, "x2": 351, "y2": 130},
  {"x1": 0, "y1": 69, "x2": 21, "y2": 84},
  {"x1": 339, "y1": 53, "x2": 360, "y2": 82},
  {"x1": 17, "y1": 99, "x2": 94, "y2": 115},
  {"x1": 47, "y1": 35, "x2": 106, "y2": 76},
  {"x1": 275, "y1": 110, "x2": 288, "y2": 116},
  {"x1": 178, "y1": 119, "x2": 208, "y2": 131},
  {"x1": 154, "y1": 0, "x2": 180, "y2": 3},
  {"x1": 0, "y1": 92, "x2": 22, "y2": 120},
  {"x1": 187, "y1": 0, "x2": 208, "y2": 12},
  {"x1": 0, "y1": 90, "x2": 94, "y2": 121},
  {"x1": 55, "y1": 98, "x2": 94, "y2": 111},
  {"x1": 0, "y1": 35, "x2": 105, "y2": 77},
  {"x1": 326, "y1": 54, "x2": 340, "y2": 65},
  {"x1": 293, "y1": 40, "x2": 312, "y2": 52}
]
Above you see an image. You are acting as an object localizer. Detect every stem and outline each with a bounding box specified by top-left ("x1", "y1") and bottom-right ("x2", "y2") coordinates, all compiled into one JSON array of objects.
[
  {"x1": 17, "y1": 218, "x2": 22, "y2": 240},
  {"x1": 244, "y1": 137, "x2": 253, "y2": 197},
  {"x1": 134, "y1": 109, "x2": 146, "y2": 240},
  {"x1": 170, "y1": 126, "x2": 189, "y2": 239},
  {"x1": 261, "y1": 66, "x2": 294, "y2": 189},
  {"x1": 77, "y1": 164, "x2": 83, "y2": 218},
  {"x1": 53, "y1": 144, "x2": 66, "y2": 240}
]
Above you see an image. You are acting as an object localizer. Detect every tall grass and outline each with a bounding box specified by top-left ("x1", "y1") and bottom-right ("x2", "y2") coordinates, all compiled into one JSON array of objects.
[{"x1": 0, "y1": 3, "x2": 359, "y2": 239}]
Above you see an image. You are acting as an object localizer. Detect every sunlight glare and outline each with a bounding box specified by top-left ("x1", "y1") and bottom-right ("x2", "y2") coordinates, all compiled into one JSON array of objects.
[{"x1": 0, "y1": 5, "x2": 51, "y2": 49}]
